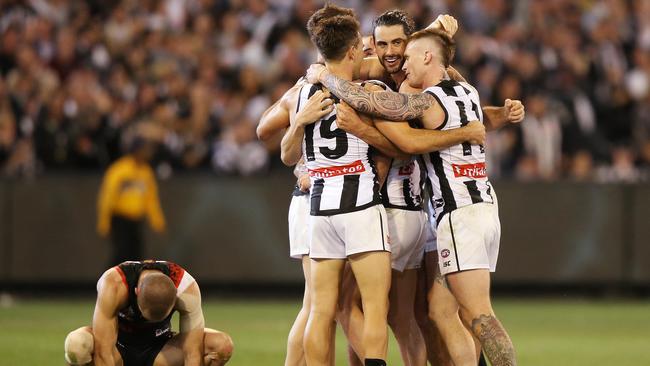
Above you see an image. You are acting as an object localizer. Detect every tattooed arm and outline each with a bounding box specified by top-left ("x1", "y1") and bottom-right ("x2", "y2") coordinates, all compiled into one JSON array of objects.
[{"x1": 307, "y1": 65, "x2": 436, "y2": 121}]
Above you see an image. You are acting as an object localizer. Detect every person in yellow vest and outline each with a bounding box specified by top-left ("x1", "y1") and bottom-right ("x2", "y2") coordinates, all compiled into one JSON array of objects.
[{"x1": 97, "y1": 137, "x2": 166, "y2": 265}]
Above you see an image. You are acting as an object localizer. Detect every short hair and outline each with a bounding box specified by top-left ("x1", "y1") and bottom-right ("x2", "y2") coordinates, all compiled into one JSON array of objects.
[
  {"x1": 137, "y1": 273, "x2": 177, "y2": 321},
  {"x1": 408, "y1": 28, "x2": 456, "y2": 68},
  {"x1": 373, "y1": 9, "x2": 416, "y2": 37},
  {"x1": 306, "y1": 3, "x2": 360, "y2": 61}
]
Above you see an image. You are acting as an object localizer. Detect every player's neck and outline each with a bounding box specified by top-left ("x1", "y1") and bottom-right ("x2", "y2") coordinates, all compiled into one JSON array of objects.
[
  {"x1": 422, "y1": 73, "x2": 443, "y2": 89},
  {"x1": 325, "y1": 62, "x2": 353, "y2": 81},
  {"x1": 390, "y1": 70, "x2": 406, "y2": 88}
]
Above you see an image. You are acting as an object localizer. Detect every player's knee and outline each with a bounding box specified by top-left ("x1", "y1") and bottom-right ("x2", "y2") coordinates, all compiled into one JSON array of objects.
[
  {"x1": 64, "y1": 328, "x2": 94, "y2": 365},
  {"x1": 428, "y1": 300, "x2": 455, "y2": 324},
  {"x1": 205, "y1": 330, "x2": 234, "y2": 363}
]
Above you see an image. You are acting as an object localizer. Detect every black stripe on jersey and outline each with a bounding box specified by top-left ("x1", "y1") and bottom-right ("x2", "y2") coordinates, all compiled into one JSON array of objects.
[
  {"x1": 379, "y1": 209, "x2": 386, "y2": 251},
  {"x1": 304, "y1": 123, "x2": 315, "y2": 161},
  {"x1": 340, "y1": 175, "x2": 361, "y2": 211},
  {"x1": 470, "y1": 100, "x2": 485, "y2": 153},
  {"x1": 438, "y1": 80, "x2": 458, "y2": 97},
  {"x1": 310, "y1": 178, "x2": 325, "y2": 215},
  {"x1": 295, "y1": 85, "x2": 305, "y2": 113},
  {"x1": 430, "y1": 152, "x2": 457, "y2": 224},
  {"x1": 455, "y1": 100, "x2": 472, "y2": 156},
  {"x1": 307, "y1": 84, "x2": 320, "y2": 98},
  {"x1": 425, "y1": 91, "x2": 449, "y2": 130},
  {"x1": 486, "y1": 182, "x2": 494, "y2": 201},
  {"x1": 367, "y1": 147, "x2": 382, "y2": 204},
  {"x1": 448, "y1": 213, "x2": 461, "y2": 271},
  {"x1": 380, "y1": 172, "x2": 389, "y2": 206},
  {"x1": 402, "y1": 178, "x2": 417, "y2": 209},
  {"x1": 463, "y1": 180, "x2": 484, "y2": 204}
]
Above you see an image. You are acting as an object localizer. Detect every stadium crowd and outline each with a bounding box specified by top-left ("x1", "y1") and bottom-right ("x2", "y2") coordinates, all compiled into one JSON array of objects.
[{"x1": 0, "y1": 0, "x2": 649, "y2": 181}]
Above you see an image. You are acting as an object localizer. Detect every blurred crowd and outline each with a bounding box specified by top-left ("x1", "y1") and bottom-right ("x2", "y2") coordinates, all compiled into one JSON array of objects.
[{"x1": 0, "y1": 0, "x2": 649, "y2": 181}]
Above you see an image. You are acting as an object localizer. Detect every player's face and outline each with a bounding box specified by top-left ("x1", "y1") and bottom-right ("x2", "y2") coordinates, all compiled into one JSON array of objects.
[
  {"x1": 374, "y1": 25, "x2": 408, "y2": 74},
  {"x1": 362, "y1": 36, "x2": 376, "y2": 57},
  {"x1": 402, "y1": 42, "x2": 424, "y2": 88}
]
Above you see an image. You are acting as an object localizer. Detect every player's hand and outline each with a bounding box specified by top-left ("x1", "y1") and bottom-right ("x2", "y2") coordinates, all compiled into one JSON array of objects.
[
  {"x1": 295, "y1": 90, "x2": 334, "y2": 126},
  {"x1": 465, "y1": 120, "x2": 486, "y2": 145},
  {"x1": 335, "y1": 102, "x2": 365, "y2": 135},
  {"x1": 431, "y1": 14, "x2": 458, "y2": 37},
  {"x1": 306, "y1": 64, "x2": 328, "y2": 84},
  {"x1": 504, "y1": 99, "x2": 525, "y2": 123},
  {"x1": 298, "y1": 173, "x2": 311, "y2": 192}
]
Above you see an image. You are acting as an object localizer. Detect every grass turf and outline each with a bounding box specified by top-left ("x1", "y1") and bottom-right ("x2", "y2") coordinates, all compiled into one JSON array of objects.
[{"x1": 0, "y1": 298, "x2": 649, "y2": 365}]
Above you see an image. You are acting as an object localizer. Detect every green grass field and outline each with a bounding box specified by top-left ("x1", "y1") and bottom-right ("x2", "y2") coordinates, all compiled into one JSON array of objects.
[{"x1": 1, "y1": 297, "x2": 649, "y2": 365}]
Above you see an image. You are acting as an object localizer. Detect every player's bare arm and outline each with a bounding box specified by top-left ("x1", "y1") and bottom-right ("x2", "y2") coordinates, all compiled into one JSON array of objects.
[
  {"x1": 482, "y1": 99, "x2": 525, "y2": 131},
  {"x1": 256, "y1": 79, "x2": 305, "y2": 141},
  {"x1": 280, "y1": 89, "x2": 334, "y2": 166},
  {"x1": 176, "y1": 281, "x2": 206, "y2": 366},
  {"x1": 92, "y1": 269, "x2": 127, "y2": 366},
  {"x1": 374, "y1": 119, "x2": 485, "y2": 155},
  {"x1": 307, "y1": 64, "x2": 436, "y2": 121}
]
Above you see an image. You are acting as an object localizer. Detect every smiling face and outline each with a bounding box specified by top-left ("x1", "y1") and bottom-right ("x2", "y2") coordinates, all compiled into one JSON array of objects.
[{"x1": 374, "y1": 24, "x2": 408, "y2": 74}]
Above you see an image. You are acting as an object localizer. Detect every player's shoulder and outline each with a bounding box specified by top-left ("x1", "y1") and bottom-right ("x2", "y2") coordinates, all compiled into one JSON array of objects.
[{"x1": 97, "y1": 267, "x2": 128, "y2": 297}]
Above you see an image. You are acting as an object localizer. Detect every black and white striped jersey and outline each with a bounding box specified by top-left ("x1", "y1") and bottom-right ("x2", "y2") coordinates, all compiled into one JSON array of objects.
[
  {"x1": 381, "y1": 157, "x2": 422, "y2": 211},
  {"x1": 419, "y1": 79, "x2": 494, "y2": 224},
  {"x1": 299, "y1": 83, "x2": 381, "y2": 216}
]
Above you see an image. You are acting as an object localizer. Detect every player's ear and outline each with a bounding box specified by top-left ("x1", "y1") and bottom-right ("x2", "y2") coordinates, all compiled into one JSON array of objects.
[
  {"x1": 347, "y1": 45, "x2": 355, "y2": 61},
  {"x1": 135, "y1": 287, "x2": 140, "y2": 295},
  {"x1": 423, "y1": 50, "x2": 432, "y2": 65}
]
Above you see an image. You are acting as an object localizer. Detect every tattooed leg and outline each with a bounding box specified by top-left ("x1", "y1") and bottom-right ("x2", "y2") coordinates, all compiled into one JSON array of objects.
[{"x1": 470, "y1": 314, "x2": 516, "y2": 366}]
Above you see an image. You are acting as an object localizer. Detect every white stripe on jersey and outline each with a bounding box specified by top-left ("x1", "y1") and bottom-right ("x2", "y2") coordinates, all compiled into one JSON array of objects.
[
  {"x1": 299, "y1": 83, "x2": 381, "y2": 216},
  {"x1": 420, "y1": 80, "x2": 494, "y2": 223}
]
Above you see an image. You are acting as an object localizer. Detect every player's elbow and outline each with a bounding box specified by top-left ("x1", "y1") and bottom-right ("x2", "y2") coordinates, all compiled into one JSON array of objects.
[
  {"x1": 280, "y1": 150, "x2": 300, "y2": 167},
  {"x1": 256, "y1": 125, "x2": 270, "y2": 141}
]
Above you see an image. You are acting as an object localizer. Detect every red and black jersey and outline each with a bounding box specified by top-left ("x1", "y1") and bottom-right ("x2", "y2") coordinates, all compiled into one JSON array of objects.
[{"x1": 114, "y1": 260, "x2": 186, "y2": 346}]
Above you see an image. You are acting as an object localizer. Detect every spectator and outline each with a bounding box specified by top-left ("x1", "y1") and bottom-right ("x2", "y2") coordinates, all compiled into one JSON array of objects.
[
  {"x1": 97, "y1": 135, "x2": 166, "y2": 266},
  {"x1": 0, "y1": 0, "x2": 647, "y2": 182}
]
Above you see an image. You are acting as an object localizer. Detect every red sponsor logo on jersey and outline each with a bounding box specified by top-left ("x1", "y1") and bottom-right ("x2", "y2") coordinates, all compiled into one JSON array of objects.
[
  {"x1": 398, "y1": 162, "x2": 415, "y2": 176},
  {"x1": 452, "y1": 162, "x2": 487, "y2": 178},
  {"x1": 309, "y1": 160, "x2": 366, "y2": 178},
  {"x1": 441, "y1": 249, "x2": 451, "y2": 258}
]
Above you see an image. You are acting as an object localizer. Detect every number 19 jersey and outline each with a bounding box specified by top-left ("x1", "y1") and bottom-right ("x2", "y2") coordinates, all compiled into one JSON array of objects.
[{"x1": 300, "y1": 83, "x2": 381, "y2": 216}]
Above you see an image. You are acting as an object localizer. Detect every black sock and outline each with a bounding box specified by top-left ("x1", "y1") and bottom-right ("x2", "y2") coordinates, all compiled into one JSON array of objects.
[
  {"x1": 365, "y1": 359, "x2": 386, "y2": 366},
  {"x1": 478, "y1": 351, "x2": 488, "y2": 366}
]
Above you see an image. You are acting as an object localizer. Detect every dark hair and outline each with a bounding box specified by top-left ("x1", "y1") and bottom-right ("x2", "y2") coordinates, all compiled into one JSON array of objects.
[
  {"x1": 408, "y1": 28, "x2": 456, "y2": 67},
  {"x1": 373, "y1": 9, "x2": 415, "y2": 37},
  {"x1": 307, "y1": 3, "x2": 360, "y2": 61}
]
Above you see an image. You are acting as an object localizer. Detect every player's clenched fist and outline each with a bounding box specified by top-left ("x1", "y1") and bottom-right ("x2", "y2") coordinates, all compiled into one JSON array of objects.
[
  {"x1": 431, "y1": 14, "x2": 459, "y2": 37},
  {"x1": 465, "y1": 120, "x2": 486, "y2": 145},
  {"x1": 504, "y1": 99, "x2": 525, "y2": 123}
]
